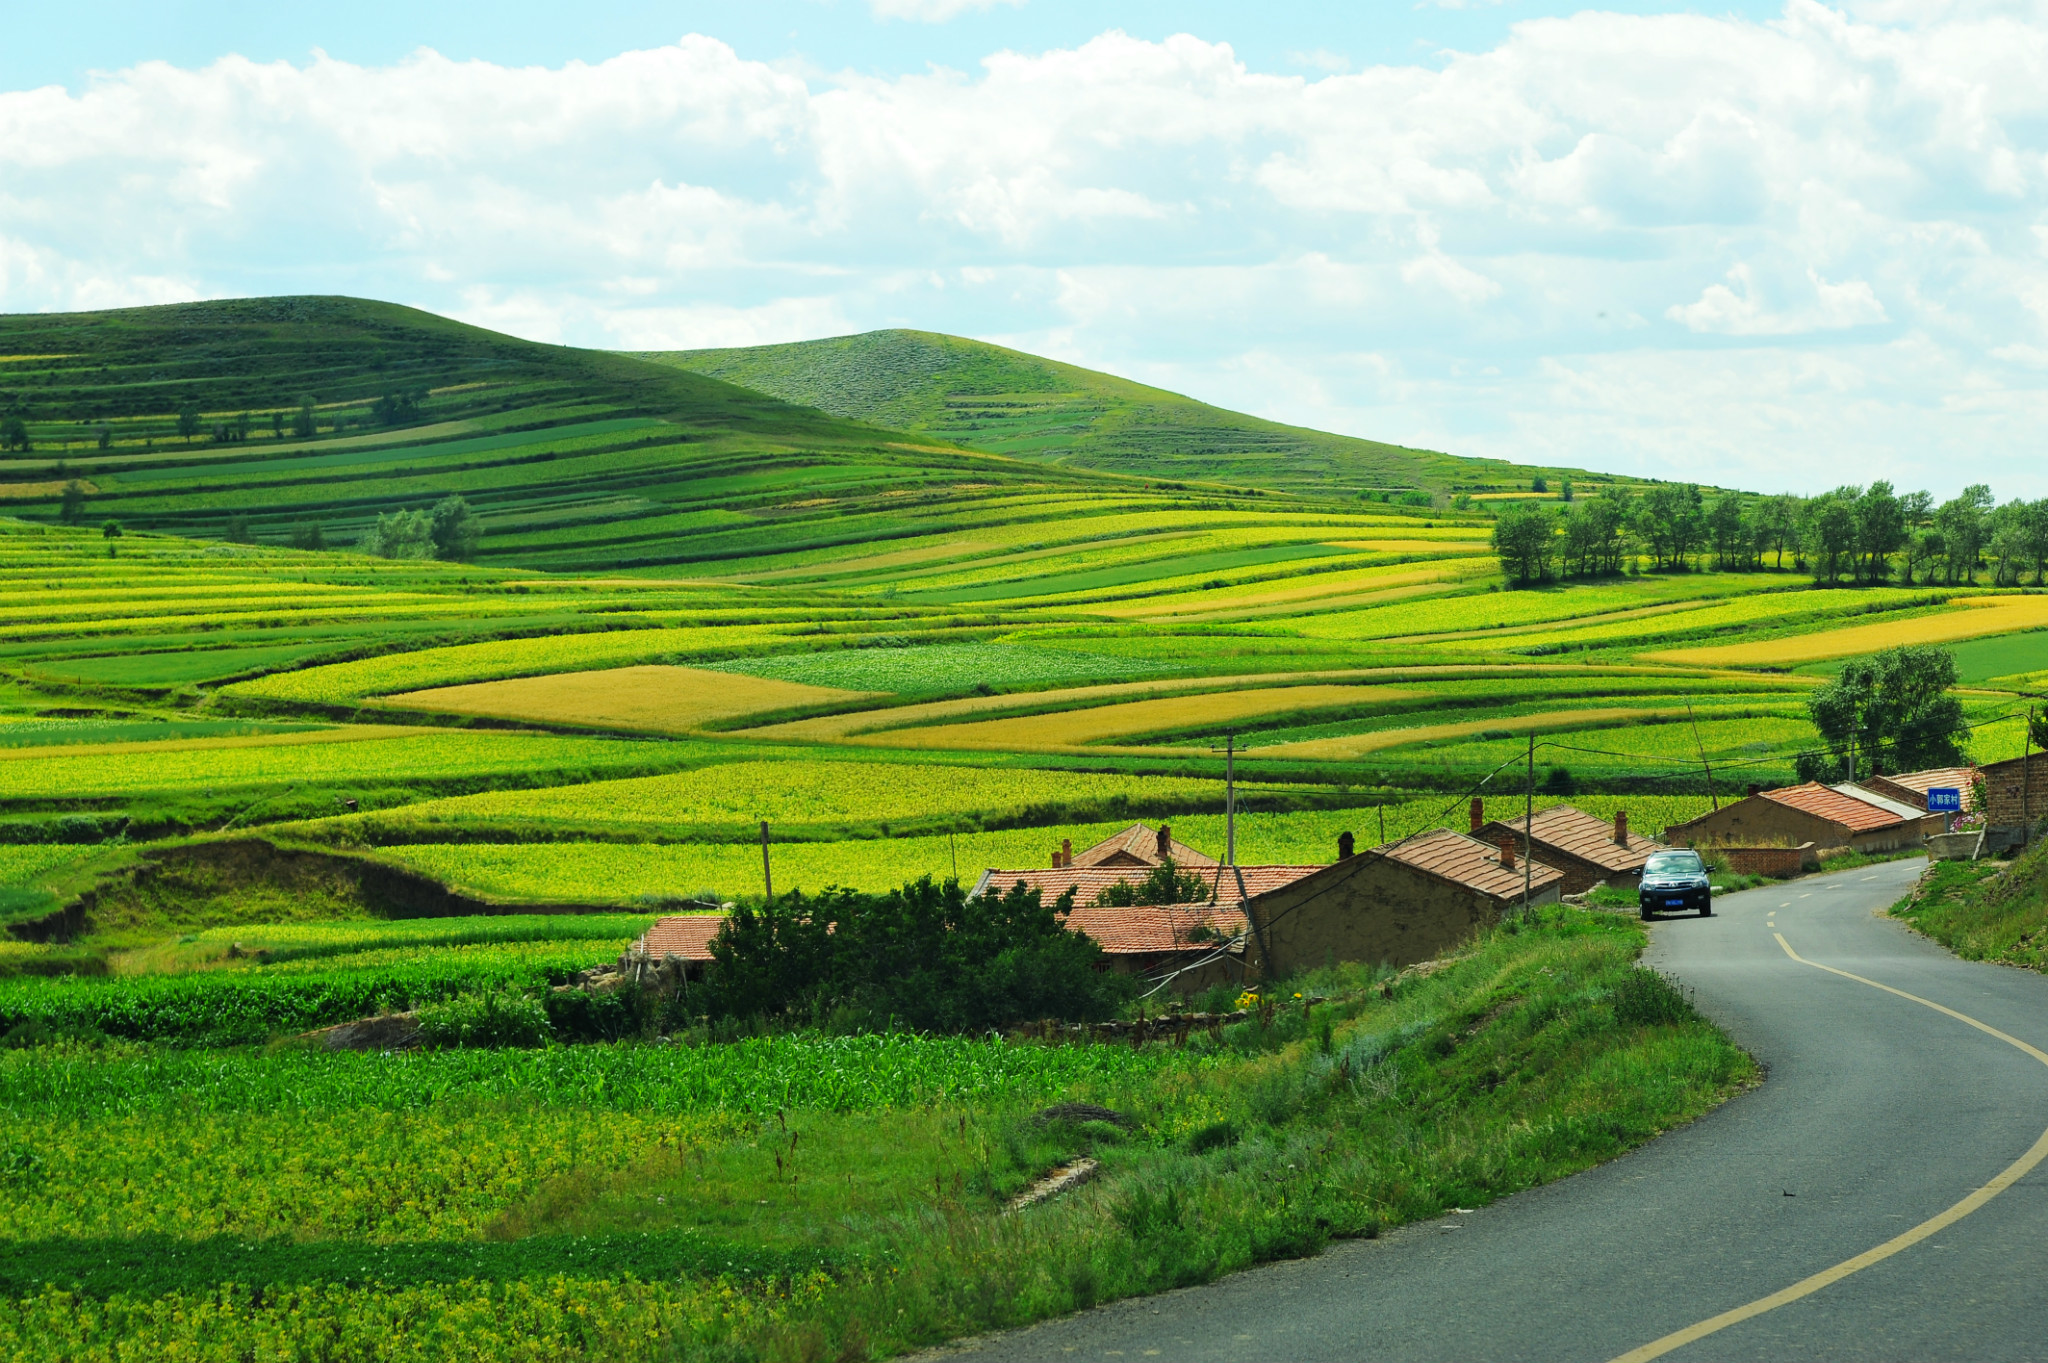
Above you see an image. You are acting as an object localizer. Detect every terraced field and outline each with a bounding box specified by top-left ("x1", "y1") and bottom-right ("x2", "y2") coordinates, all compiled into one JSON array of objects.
[{"x1": 5, "y1": 295, "x2": 2043, "y2": 1363}]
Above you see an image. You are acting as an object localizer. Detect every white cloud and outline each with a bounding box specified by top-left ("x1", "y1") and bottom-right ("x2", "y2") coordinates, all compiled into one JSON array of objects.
[
  {"x1": 4, "y1": 8, "x2": 2048, "y2": 493},
  {"x1": 1668, "y1": 265, "x2": 1889, "y2": 335},
  {"x1": 868, "y1": 0, "x2": 1025, "y2": 22}
]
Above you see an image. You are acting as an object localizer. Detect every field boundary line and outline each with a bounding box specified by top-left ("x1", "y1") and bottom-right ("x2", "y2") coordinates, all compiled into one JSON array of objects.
[{"x1": 1606, "y1": 932, "x2": 2048, "y2": 1363}]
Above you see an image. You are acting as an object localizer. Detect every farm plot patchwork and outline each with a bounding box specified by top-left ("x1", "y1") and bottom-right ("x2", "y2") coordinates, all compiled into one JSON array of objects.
[
  {"x1": 385, "y1": 665, "x2": 879, "y2": 733},
  {"x1": 1646, "y1": 594, "x2": 2048, "y2": 667}
]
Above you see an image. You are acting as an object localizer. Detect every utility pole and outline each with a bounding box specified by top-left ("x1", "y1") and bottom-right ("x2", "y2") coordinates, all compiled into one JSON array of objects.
[
  {"x1": 950, "y1": 830, "x2": 958, "y2": 881},
  {"x1": 1378, "y1": 804, "x2": 1386, "y2": 846},
  {"x1": 1523, "y1": 733, "x2": 1534, "y2": 918},
  {"x1": 760, "y1": 820, "x2": 773, "y2": 906},
  {"x1": 1687, "y1": 703, "x2": 1719, "y2": 811},
  {"x1": 1224, "y1": 731, "x2": 1237, "y2": 868}
]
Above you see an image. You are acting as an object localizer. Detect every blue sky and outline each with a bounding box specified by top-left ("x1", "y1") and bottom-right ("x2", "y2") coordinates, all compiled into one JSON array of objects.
[
  {"x1": 8, "y1": 1, "x2": 1786, "y2": 92},
  {"x1": 5, "y1": 1, "x2": 2046, "y2": 498}
]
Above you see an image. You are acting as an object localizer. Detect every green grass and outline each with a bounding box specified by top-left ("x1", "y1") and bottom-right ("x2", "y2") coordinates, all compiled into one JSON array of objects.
[
  {"x1": 1892, "y1": 840, "x2": 2048, "y2": 970},
  {"x1": 646, "y1": 329, "x2": 1639, "y2": 499},
  {"x1": 706, "y1": 642, "x2": 1174, "y2": 694},
  {"x1": 0, "y1": 909, "x2": 1752, "y2": 1359}
]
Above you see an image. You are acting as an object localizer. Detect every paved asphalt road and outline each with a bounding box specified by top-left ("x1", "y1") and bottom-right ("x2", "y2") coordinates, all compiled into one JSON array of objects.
[{"x1": 940, "y1": 856, "x2": 2048, "y2": 1361}]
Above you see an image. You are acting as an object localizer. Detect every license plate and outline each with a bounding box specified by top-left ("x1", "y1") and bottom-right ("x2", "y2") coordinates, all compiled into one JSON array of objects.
[{"x1": 1665, "y1": 899, "x2": 1685, "y2": 907}]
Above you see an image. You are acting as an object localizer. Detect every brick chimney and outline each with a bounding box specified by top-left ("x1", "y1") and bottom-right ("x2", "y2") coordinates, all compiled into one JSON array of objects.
[
  {"x1": 1062, "y1": 838, "x2": 1073, "y2": 866},
  {"x1": 1052, "y1": 847, "x2": 1064, "y2": 868},
  {"x1": 1470, "y1": 797, "x2": 1484, "y2": 833},
  {"x1": 1338, "y1": 831, "x2": 1355, "y2": 860},
  {"x1": 1156, "y1": 825, "x2": 1172, "y2": 860},
  {"x1": 1499, "y1": 837, "x2": 1516, "y2": 869},
  {"x1": 1614, "y1": 810, "x2": 1628, "y2": 847}
]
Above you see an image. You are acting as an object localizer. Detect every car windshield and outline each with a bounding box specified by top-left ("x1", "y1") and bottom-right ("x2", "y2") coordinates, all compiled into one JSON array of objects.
[{"x1": 1644, "y1": 852, "x2": 1704, "y2": 875}]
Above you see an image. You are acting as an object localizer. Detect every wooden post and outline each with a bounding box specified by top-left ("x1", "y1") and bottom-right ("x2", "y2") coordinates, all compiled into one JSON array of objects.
[{"x1": 760, "y1": 820, "x2": 773, "y2": 905}]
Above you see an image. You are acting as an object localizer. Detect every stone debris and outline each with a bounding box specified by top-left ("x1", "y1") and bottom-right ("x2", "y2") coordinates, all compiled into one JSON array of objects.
[{"x1": 1007, "y1": 1157, "x2": 1101, "y2": 1213}]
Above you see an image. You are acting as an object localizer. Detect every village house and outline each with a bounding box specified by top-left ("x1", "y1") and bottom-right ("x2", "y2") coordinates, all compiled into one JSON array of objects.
[
  {"x1": 1236, "y1": 827, "x2": 1564, "y2": 983},
  {"x1": 1975, "y1": 751, "x2": 2048, "y2": 851},
  {"x1": 1472, "y1": 798, "x2": 1664, "y2": 894},
  {"x1": 1863, "y1": 766, "x2": 1978, "y2": 815},
  {"x1": 1664, "y1": 781, "x2": 1942, "y2": 853}
]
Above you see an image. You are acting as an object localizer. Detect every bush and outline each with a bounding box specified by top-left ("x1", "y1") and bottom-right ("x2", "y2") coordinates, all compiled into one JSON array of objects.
[
  {"x1": 1611, "y1": 968, "x2": 1690, "y2": 1027},
  {"x1": 413, "y1": 990, "x2": 553, "y2": 1049},
  {"x1": 699, "y1": 876, "x2": 1132, "y2": 1031}
]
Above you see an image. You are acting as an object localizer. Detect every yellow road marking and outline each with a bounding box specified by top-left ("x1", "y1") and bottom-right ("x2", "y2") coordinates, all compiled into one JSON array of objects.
[{"x1": 1607, "y1": 934, "x2": 2048, "y2": 1363}]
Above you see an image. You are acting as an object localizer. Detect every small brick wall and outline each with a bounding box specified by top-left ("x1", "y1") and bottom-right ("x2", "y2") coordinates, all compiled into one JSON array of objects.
[
  {"x1": 1982, "y1": 752, "x2": 2048, "y2": 833},
  {"x1": 1717, "y1": 843, "x2": 1821, "y2": 877}
]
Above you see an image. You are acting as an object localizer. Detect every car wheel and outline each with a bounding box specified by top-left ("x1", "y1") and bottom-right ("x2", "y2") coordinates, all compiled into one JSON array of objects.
[
  {"x1": 1700, "y1": 902, "x2": 1712, "y2": 917},
  {"x1": 1639, "y1": 906, "x2": 1653, "y2": 921}
]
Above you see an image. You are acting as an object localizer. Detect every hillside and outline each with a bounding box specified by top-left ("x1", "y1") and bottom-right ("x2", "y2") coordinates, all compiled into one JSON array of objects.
[
  {"x1": 0, "y1": 297, "x2": 1113, "y2": 571},
  {"x1": 642, "y1": 329, "x2": 1597, "y2": 496}
]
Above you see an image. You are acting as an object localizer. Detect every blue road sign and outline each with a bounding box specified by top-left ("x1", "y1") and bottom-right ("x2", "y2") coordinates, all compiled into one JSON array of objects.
[{"x1": 1927, "y1": 787, "x2": 1963, "y2": 812}]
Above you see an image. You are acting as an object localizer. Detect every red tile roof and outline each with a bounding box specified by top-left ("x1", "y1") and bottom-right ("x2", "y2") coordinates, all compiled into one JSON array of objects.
[
  {"x1": 1068, "y1": 823, "x2": 1219, "y2": 869},
  {"x1": 1480, "y1": 805, "x2": 1664, "y2": 874},
  {"x1": 1061, "y1": 902, "x2": 1249, "y2": 955},
  {"x1": 637, "y1": 913, "x2": 726, "y2": 962},
  {"x1": 1374, "y1": 828, "x2": 1566, "y2": 901},
  {"x1": 1761, "y1": 782, "x2": 1908, "y2": 833},
  {"x1": 974, "y1": 863, "x2": 1322, "y2": 910}
]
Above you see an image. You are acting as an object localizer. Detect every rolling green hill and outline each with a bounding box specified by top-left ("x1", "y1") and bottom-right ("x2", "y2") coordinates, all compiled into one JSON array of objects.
[
  {"x1": 0, "y1": 297, "x2": 1139, "y2": 572},
  {"x1": 642, "y1": 328, "x2": 1595, "y2": 496}
]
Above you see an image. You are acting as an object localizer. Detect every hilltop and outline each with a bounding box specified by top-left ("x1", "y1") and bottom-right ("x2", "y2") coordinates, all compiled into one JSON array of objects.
[
  {"x1": 0, "y1": 297, "x2": 1109, "y2": 571},
  {"x1": 642, "y1": 328, "x2": 1598, "y2": 497}
]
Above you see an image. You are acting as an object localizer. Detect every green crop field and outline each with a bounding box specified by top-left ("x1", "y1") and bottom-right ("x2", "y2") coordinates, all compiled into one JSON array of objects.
[{"x1": 0, "y1": 294, "x2": 2033, "y2": 1359}]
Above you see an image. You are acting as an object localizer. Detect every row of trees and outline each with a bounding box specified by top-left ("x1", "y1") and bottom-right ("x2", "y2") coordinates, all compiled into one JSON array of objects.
[{"x1": 1495, "y1": 482, "x2": 2048, "y2": 587}]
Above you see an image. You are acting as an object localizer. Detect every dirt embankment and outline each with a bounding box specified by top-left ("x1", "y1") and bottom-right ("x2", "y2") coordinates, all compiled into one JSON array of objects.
[{"x1": 9, "y1": 837, "x2": 612, "y2": 943}]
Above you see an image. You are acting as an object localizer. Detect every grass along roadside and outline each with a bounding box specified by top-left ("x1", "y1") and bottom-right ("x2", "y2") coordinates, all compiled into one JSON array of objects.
[
  {"x1": 1892, "y1": 839, "x2": 2048, "y2": 971},
  {"x1": 0, "y1": 907, "x2": 1753, "y2": 1359}
]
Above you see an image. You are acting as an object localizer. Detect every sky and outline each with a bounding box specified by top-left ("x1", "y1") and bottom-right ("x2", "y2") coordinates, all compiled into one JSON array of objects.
[{"x1": 5, "y1": 0, "x2": 2048, "y2": 497}]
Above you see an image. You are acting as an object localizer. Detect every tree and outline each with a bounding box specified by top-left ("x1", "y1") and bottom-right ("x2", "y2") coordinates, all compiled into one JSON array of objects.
[
  {"x1": 271, "y1": 411, "x2": 285, "y2": 439},
  {"x1": 223, "y1": 514, "x2": 253, "y2": 544},
  {"x1": 1707, "y1": 492, "x2": 1747, "y2": 570},
  {"x1": 429, "y1": 495, "x2": 482, "y2": 562},
  {"x1": 0, "y1": 417, "x2": 29, "y2": 452},
  {"x1": 1804, "y1": 489, "x2": 1857, "y2": 584},
  {"x1": 58, "y1": 481, "x2": 85, "y2": 523},
  {"x1": 1093, "y1": 858, "x2": 1210, "y2": 907},
  {"x1": 1852, "y1": 481, "x2": 1907, "y2": 584},
  {"x1": 1934, "y1": 484, "x2": 1994, "y2": 584},
  {"x1": 95, "y1": 426, "x2": 112, "y2": 450},
  {"x1": 1558, "y1": 478, "x2": 1574, "y2": 503},
  {"x1": 700, "y1": 877, "x2": 1128, "y2": 1031},
  {"x1": 176, "y1": 404, "x2": 202, "y2": 443},
  {"x1": 1988, "y1": 499, "x2": 2033, "y2": 586},
  {"x1": 1531, "y1": 476, "x2": 1549, "y2": 493},
  {"x1": 1634, "y1": 484, "x2": 1705, "y2": 570},
  {"x1": 1803, "y1": 645, "x2": 1967, "y2": 781},
  {"x1": 290, "y1": 523, "x2": 327, "y2": 551},
  {"x1": 292, "y1": 395, "x2": 317, "y2": 439},
  {"x1": 372, "y1": 388, "x2": 428, "y2": 426},
  {"x1": 360, "y1": 508, "x2": 435, "y2": 559},
  {"x1": 101, "y1": 520, "x2": 121, "y2": 539},
  {"x1": 1493, "y1": 500, "x2": 1559, "y2": 585}
]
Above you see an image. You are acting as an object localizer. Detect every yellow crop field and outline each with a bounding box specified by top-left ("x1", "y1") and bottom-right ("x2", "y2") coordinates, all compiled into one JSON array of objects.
[
  {"x1": 1645, "y1": 595, "x2": 2048, "y2": 667},
  {"x1": 857, "y1": 684, "x2": 1421, "y2": 753},
  {"x1": 387, "y1": 664, "x2": 878, "y2": 733},
  {"x1": 1248, "y1": 706, "x2": 1682, "y2": 762}
]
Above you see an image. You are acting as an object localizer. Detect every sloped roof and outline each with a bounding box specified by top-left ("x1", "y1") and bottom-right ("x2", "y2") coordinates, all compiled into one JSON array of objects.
[
  {"x1": 1873, "y1": 768, "x2": 1978, "y2": 810},
  {"x1": 1479, "y1": 805, "x2": 1664, "y2": 874},
  {"x1": 1833, "y1": 783, "x2": 1929, "y2": 823},
  {"x1": 1760, "y1": 782, "x2": 1907, "y2": 832},
  {"x1": 1061, "y1": 902, "x2": 1249, "y2": 955},
  {"x1": 1374, "y1": 827, "x2": 1566, "y2": 902},
  {"x1": 638, "y1": 913, "x2": 726, "y2": 962},
  {"x1": 1069, "y1": 823, "x2": 1219, "y2": 869},
  {"x1": 973, "y1": 863, "x2": 1320, "y2": 911}
]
